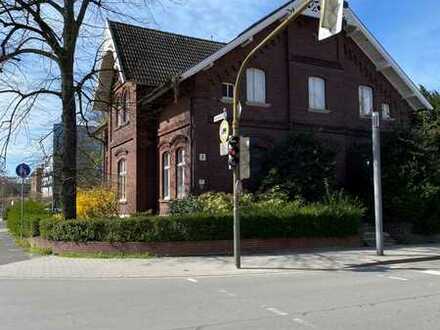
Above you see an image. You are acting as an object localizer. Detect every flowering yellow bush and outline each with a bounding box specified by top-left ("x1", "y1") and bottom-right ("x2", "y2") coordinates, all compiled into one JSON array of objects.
[{"x1": 76, "y1": 187, "x2": 119, "y2": 220}]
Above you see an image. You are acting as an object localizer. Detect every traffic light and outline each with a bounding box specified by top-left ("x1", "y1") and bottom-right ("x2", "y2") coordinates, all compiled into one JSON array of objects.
[
  {"x1": 228, "y1": 136, "x2": 240, "y2": 169},
  {"x1": 318, "y1": 0, "x2": 345, "y2": 41}
]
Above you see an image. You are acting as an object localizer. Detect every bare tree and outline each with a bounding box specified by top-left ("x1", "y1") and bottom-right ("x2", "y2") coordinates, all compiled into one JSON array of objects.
[{"x1": 0, "y1": 0, "x2": 163, "y2": 219}]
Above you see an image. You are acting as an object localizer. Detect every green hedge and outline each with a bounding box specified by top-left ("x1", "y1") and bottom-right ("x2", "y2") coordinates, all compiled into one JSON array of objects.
[
  {"x1": 5, "y1": 200, "x2": 50, "y2": 238},
  {"x1": 40, "y1": 203, "x2": 362, "y2": 243}
]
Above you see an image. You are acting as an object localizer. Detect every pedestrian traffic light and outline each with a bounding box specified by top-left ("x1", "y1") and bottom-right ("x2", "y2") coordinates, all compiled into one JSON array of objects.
[
  {"x1": 319, "y1": 0, "x2": 345, "y2": 41},
  {"x1": 228, "y1": 136, "x2": 240, "y2": 170}
]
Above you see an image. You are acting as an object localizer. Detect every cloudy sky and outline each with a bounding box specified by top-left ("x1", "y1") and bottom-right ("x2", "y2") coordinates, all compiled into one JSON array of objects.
[{"x1": 4, "y1": 0, "x2": 440, "y2": 175}]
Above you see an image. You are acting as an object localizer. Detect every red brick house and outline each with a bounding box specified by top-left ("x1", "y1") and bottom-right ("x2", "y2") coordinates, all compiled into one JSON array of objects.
[{"x1": 94, "y1": 0, "x2": 432, "y2": 215}]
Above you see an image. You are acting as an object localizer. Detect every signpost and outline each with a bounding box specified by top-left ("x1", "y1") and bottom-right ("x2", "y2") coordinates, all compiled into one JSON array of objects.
[
  {"x1": 372, "y1": 112, "x2": 384, "y2": 256},
  {"x1": 230, "y1": 0, "x2": 346, "y2": 268},
  {"x1": 15, "y1": 163, "x2": 31, "y2": 239}
]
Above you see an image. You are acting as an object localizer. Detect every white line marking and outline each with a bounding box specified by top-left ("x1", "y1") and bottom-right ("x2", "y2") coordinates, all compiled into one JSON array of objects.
[
  {"x1": 421, "y1": 270, "x2": 440, "y2": 276},
  {"x1": 186, "y1": 278, "x2": 198, "y2": 283},
  {"x1": 385, "y1": 276, "x2": 409, "y2": 281},
  {"x1": 266, "y1": 307, "x2": 288, "y2": 316},
  {"x1": 218, "y1": 289, "x2": 237, "y2": 297},
  {"x1": 293, "y1": 318, "x2": 316, "y2": 328}
]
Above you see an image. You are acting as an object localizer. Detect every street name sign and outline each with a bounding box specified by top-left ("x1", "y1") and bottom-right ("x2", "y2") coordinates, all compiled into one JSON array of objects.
[{"x1": 213, "y1": 112, "x2": 227, "y2": 123}]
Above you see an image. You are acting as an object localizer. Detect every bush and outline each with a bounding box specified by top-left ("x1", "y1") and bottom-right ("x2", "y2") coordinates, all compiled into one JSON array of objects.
[
  {"x1": 76, "y1": 187, "x2": 119, "y2": 220},
  {"x1": 5, "y1": 200, "x2": 50, "y2": 238},
  {"x1": 40, "y1": 198, "x2": 364, "y2": 243},
  {"x1": 169, "y1": 192, "x2": 255, "y2": 215},
  {"x1": 257, "y1": 132, "x2": 336, "y2": 201}
]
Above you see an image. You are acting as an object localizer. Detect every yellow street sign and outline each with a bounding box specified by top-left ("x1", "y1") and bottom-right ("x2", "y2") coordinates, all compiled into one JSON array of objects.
[{"x1": 219, "y1": 120, "x2": 229, "y2": 144}]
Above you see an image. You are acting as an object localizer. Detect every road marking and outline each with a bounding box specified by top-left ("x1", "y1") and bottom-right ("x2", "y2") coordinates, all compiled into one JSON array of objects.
[
  {"x1": 265, "y1": 307, "x2": 288, "y2": 316},
  {"x1": 186, "y1": 278, "x2": 198, "y2": 283},
  {"x1": 385, "y1": 276, "x2": 409, "y2": 281},
  {"x1": 218, "y1": 289, "x2": 237, "y2": 297},
  {"x1": 420, "y1": 270, "x2": 440, "y2": 276},
  {"x1": 293, "y1": 318, "x2": 316, "y2": 328},
  {"x1": 377, "y1": 274, "x2": 408, "y2": 281}
]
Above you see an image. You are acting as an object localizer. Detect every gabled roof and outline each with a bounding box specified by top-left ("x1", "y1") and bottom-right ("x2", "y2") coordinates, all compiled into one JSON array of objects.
[
  {"x1": 176, "y1": 0, "x2": 431, "y2": 111},
  {"x1": 108, "y1": 21, "x2": 225, "y2": 87},
  {"x1": 106, "y1": 1, "x2": 432, "y2": 111}
]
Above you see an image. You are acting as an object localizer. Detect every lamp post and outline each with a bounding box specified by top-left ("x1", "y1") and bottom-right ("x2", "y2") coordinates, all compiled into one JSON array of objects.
[
  {"x1": 231, "y1": 0, "x2": 345, "y2": 268},
  {"x1": 231, "y1": 0, "x2": 315, "y2": 269}
]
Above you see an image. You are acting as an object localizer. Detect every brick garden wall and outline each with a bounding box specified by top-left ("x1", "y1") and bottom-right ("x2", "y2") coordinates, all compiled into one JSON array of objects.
[{"x1": 29, "y1": 236, "x2": 361, "y2": 257}]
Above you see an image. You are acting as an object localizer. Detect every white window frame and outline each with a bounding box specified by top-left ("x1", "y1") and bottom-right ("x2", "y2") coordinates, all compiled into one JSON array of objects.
[
  {"x1": 382, "y1": 103, "x2": 392, "y2": 120},
  {"x1": 308, "y1": 77, "x2": 327, "y2": 111},
  {"x1": 162, "y1": 152, "x2": 171, "y2": 200},
  {"x1": 176, "y1": 148, "x2": 186, "y2": 199},
  {"x1": 117, "y1": 158, "x2": 127, "y2": 202},
  {"x1": 246, "y1": 68, "x2": 266, "y2": 104},
  {"x1": 117, "y1": 91, "x2": 129, "y2": 127},
  {"x1": 222, "y1": 82, "x2": 234, "y2": 101},
  {"x1": 359, "y1": 85, "x2": 374, "y2": 117}
]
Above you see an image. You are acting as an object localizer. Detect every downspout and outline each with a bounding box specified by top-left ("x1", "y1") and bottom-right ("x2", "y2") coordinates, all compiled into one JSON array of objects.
[{"x1": 190, "y1": 96, "x2": 196, "y2": 193}]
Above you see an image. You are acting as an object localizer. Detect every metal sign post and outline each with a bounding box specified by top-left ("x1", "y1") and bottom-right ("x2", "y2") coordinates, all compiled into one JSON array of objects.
[
  {"x1": 372, "y1": 113, "x2": 384, "y2": 256},
  {"x1": 15, "y1": 163, "x2": 31, "y2": 240}
]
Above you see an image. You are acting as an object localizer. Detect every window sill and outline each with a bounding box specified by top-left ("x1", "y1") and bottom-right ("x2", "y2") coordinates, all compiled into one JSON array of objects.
[
  {"x1": 308, "y1": 108, "x2": 331, "y2": 114},
  {"x1": 246, "y1": 101, "x2": 271, "y2": 108},
  {"x1": 119, "y1": 199, "x2": 128, "y2": 205},
  {"x1": 220, "y1": 97, "x2": 233, "y2": 104},
  {"x1": 360, "y1": 114, "x2": 372, "y2": 120}
]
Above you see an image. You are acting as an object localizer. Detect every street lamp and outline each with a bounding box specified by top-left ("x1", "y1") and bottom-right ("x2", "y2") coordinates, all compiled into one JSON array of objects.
[{"x1": 231, "y1": 0, "x2": 346, "y2": 269}]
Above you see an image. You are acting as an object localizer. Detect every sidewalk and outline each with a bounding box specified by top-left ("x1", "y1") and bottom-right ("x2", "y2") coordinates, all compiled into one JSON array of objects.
[{"x1": 0, "y1": 244, "x2": 439, "y2": 279}]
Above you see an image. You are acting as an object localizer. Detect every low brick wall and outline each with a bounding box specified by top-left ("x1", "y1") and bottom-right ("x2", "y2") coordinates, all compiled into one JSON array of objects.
[{"x1": 29, "y1": 236, "x2": 361, "y2": 256}]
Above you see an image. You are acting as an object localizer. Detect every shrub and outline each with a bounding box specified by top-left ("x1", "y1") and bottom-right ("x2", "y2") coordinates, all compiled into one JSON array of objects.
[
  {"x1": 40, "y1": 198, "x2": 364, "y2": 243},
  {"x1": 76, "y1": 187, "x2": 119, "y2": 220},
  {"x1": 257, "y1": 132, "x2": 336, "y2": 201},
  {"x1": 169, "y1": 195, "x2": 202, "y2": 215},
  {"x1": 5, "y1": 200, "x2": 50, "y2": 238}
]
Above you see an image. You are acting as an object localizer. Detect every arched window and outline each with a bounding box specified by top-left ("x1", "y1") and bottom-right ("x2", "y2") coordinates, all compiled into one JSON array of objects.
[
  {"x1": 117, "y1": 159, "x2": 127, "y2": 201},
  {"x1": 246, "y1": 68, "x2": 266, "y2": 104},
  {"x1": 176, "y1": 148, "x2": 186, "y2": 199},
  {"x1": 162, "y1": 152, "x2": 171, "y2": 200}
]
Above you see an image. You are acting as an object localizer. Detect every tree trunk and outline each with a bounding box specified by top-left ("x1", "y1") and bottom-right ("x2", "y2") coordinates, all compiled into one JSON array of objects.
[{"x1": 61, "y1": 57, "x2": 77, "y2": 220}]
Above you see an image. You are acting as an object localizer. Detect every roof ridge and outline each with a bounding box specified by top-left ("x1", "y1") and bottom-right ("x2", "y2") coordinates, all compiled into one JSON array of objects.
[{"x1": 108, "y1": 20, "x2": 226, "y2": 46}]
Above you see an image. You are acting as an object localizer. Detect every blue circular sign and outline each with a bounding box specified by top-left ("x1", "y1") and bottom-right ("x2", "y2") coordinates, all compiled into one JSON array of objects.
[{"x1": 16, "y1": 163, "x2": 31, "y2": 179}]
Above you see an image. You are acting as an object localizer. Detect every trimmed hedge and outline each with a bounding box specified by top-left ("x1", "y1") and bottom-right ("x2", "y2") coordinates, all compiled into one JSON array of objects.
[
  {"x1": 5, "y1": 200, "x2": 50, "y2": 238},
  {"x1": 40, "y1": 203, "x2": 362, "y2": 243}
]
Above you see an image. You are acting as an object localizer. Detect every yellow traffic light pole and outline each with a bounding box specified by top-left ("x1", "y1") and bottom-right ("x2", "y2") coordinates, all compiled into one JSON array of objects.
[{"x1": 231, "y1": 0, "x2": 314, "y2": 269}]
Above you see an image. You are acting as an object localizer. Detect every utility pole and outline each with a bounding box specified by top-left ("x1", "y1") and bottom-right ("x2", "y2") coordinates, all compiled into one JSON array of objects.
[{"x1": 372, "y1": 112, "x2": 384, "y2": 256}]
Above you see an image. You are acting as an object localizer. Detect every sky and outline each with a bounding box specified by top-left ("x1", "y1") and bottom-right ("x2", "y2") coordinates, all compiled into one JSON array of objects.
[{"x1": 3, "y1": 0, "x2": 440, "y2": 175}]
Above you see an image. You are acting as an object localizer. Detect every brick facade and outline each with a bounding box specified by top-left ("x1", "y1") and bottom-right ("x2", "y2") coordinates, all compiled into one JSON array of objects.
[{"x1": 103, "y1": 16, "x2": 413, "y2": 215}]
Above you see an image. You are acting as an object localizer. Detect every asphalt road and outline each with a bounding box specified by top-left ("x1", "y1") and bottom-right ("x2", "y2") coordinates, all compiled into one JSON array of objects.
[{"x1": 1, "y1": 259, "x2": 440, "y2": 329}]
